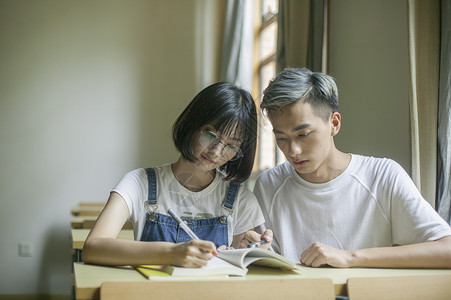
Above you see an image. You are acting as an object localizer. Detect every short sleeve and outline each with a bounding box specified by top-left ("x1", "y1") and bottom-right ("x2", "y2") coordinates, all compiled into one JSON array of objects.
[
  {"x1": 111, "y1": 168, "x2": 148, "y2": 221},
  {"x1": 253, "y1": 172, "x2": 281, "y2": 254},
  {"x1": 388, "y1": 162, "x2": 451, "y2": 244},
  {"x1": 231, "y1": 185, "x2": 265, "y2": 235}
]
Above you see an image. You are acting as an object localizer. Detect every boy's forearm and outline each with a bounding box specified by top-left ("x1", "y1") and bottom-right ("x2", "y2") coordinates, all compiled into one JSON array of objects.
[{"x1": 348, "y1": 236, "x2": 451, "y2": 268}]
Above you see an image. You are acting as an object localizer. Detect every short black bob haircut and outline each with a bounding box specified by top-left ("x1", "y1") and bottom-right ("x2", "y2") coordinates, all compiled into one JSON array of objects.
[{"x1": 173, "y1": 82, "x2": 257, "y2": 183}]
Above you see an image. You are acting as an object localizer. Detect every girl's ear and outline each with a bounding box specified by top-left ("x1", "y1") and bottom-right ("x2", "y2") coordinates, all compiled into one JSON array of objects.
[{"x1": 330, "y1": 112, "x2": 341, "y2": 137}]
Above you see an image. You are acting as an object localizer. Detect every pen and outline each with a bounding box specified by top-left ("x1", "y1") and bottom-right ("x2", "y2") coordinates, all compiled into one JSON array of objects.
[
  {"x1": 168, "y1": 208, "x2": 199, "y2": 240},
  {"x1": 247, "y1": 239, "x2": 269, "y2": 248}
]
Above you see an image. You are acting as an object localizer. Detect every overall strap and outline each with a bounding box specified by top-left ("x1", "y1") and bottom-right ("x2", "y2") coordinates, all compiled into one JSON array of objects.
[
  {"x1": 145, "y1": 168, "x2": 157, "y2": 205},
  {"x1": 222, "y1": 182, "x2": 240, "y2": 211}
]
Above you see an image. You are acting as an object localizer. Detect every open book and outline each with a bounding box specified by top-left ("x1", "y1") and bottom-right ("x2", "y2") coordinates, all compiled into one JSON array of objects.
[{"x1": 135, "y1": 248, "x2": 301, "y2": 279}]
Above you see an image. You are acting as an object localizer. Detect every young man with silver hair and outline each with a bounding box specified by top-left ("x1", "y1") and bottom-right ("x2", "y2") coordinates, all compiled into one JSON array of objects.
[{"x1": 254, "y1": 67, "x2": 451, "y2": 268}]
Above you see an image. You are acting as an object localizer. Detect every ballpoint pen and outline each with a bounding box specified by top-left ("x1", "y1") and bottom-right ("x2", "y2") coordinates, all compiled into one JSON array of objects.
[
  {"x1": 247, "y1": 239, "x2": 269, "y2": 248},
  {"x1": 168, "y1": 208, "x2": 199, "y2": 240}
]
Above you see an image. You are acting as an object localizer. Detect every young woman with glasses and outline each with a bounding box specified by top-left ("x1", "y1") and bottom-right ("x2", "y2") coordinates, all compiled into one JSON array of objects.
[{"x1": 82, "y1": 82, "x2": 272, "y2": 267}]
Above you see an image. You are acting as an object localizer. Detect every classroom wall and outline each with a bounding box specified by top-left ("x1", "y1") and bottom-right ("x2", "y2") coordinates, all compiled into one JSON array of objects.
[
  {"x1": 329, "y1": 0, "x2": 410, "y2": 173},
  {"x1": 0, "y1": 0, "x2": 220, "y2": 296}
]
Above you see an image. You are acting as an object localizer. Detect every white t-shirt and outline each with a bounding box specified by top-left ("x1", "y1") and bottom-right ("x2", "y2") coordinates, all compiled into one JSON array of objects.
[
  {"x1": 254, "y1": 154, "x2": 451, "y2": 262},
  {"x1": 113, "y1": 163, "x2": 265, "y2": 245}
]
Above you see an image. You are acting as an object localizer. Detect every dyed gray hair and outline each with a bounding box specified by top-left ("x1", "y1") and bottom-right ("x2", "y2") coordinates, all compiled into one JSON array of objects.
[{"x1": 261, "y1": 68, "x2": 339, "y2": 122}]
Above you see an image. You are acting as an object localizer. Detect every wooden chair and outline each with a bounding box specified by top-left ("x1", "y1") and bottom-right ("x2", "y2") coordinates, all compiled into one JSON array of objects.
[
  {"x1": 101, "y1": 278, "x2": 336, "y2": 300},
  {"x1": 347, "y1": 274, "x2": 451, "y2": 300}
]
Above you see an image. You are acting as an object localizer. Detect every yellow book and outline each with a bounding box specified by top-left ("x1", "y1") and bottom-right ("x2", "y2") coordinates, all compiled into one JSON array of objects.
[
  {"x1": 135, "y1": 248, "x2": 301, "y2": 279},
  {"x1": 134, "y1": 265, "x2": 172, "y2": 279}
]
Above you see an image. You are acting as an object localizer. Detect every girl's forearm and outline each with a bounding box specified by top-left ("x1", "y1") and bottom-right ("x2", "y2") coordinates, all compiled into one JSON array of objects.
[{"x1": 82, "y1": 238, "x2": 175, "y2": 266}]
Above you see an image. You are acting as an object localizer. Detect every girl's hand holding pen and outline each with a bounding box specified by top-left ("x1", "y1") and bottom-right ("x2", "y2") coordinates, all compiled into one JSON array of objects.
[
  {"x1": 239, "y1": 229, "x2": 273, "y2": 250},
  {"x1": 170, "y1": 239, "x2": 218, "y2": 268},
  {"x1": 167, "y1": 208, "x2": 218, "y2": 267}
]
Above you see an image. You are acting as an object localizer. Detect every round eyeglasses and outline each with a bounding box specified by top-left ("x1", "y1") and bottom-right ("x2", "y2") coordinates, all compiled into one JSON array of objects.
[{"x1": 199, "y1": 131, "x2": 243, "y2": 161}]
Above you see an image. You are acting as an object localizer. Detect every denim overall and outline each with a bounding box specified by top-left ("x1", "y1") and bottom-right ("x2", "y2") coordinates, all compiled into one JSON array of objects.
[{"x1": 140, "y1": 168, "x2": 239, "y2": 247}]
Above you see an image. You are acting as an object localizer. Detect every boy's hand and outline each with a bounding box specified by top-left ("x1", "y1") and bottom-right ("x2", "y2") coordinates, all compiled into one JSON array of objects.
[
  {"x1": 300, "y1": 242, "x2": 351, "y2": 268},
  {"x1": 238, "y1": 229, "x2": 273, "y2": 249}
]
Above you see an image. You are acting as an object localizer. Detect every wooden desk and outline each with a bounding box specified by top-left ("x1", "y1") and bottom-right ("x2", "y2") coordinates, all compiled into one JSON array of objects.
[
  {"x1": 71, "y1": 206, "x2": 104, "y2": 217},
  {"x1": 71, "y1": 216, "x2": 98, "y2": 229},
  {"x1": 78, "y1": 202, "x2": 105, "y2": 207},
  {"x1": 74, "y1": 263, "x2": 331, "y2": 300},
  {"x1": 73, "y1": 262, "x2": 451, "y2": 299},
  {"x1": 347, "y1": 274, "x2": 451, "y2": 300},
  {"x1": 74, "y1": 263, "x2": 145, "y2": 300},
  {"x1": 101, "y1": 279, "x2": 335, "y2": 300}
]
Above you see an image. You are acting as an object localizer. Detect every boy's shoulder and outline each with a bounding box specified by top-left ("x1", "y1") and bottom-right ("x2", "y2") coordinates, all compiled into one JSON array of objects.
[
  {"x1": 256, "y1": 161, "x2": 292, "y2": 185},
  {"x1": 351, "y1": 153, "x2": 401, "y2": 168},
  {"x1": 350, "y1": 154, "x2": 406, "y2": 179}
]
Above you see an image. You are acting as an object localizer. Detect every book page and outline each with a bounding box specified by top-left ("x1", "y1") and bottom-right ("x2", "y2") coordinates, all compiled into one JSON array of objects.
[
  {"x1": 244, "y1": 248, "x2": 298, "y2": 269},
  {"x1": 217, "y1": 248, "x2": 252, "y2": 268},
  {"x1": 217, "y1": 248, "x2": 300, "y2": 270},
  {"x1": 163, "y1": 256, "x2": 247, "y2": 277}
]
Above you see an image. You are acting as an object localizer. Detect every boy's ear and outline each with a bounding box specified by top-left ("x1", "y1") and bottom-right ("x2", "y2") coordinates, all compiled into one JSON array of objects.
[{"x1": 330, "y1": 112, "x2": 341, "y2": 136}]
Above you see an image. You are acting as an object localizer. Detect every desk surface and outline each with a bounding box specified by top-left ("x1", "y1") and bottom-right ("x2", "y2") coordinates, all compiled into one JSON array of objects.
[
  {"x1": 73, "y1": 262, "x2": 451, "y2": 300},
  {"x1": 71, "y1": 229, "x2": 134, "y2": 250},
  {"x1": 71, "y1": 206, "x2": 104, "y2": 217},
  {"x1": 78, "y1": 202, "x2": 105, "y2": 207},
  {"x1": 71, "y1": 216, "x2": 98, "y2": 228}
]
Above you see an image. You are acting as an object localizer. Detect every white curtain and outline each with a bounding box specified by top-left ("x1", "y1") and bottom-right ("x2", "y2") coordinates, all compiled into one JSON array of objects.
[
  {"x1": 407, "y1": 0, "x2": 440, "y2": 207},
  {"x1": 277, "y1": 0, "x2": 327, "y2": 73},
  {"x1": 437, "y1": 0, "x2": 451, "y2": 224},
  {"x1": 219, "y1": 0, "x2": 254, "y2": 91}
]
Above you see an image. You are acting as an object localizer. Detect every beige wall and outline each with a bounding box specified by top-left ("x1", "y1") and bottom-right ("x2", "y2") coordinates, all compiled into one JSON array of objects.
[
  {"x1": 329, "y1": 0, "x2": 411, "y2": 173},
  {"x1": 0, "y1": 0, "x2": 219, "y2": 296}
]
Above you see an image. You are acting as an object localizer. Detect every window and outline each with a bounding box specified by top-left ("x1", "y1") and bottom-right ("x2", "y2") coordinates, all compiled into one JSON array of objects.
[{"x1": 253, "y1": 0, "x2": 285, "y2": 174}]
